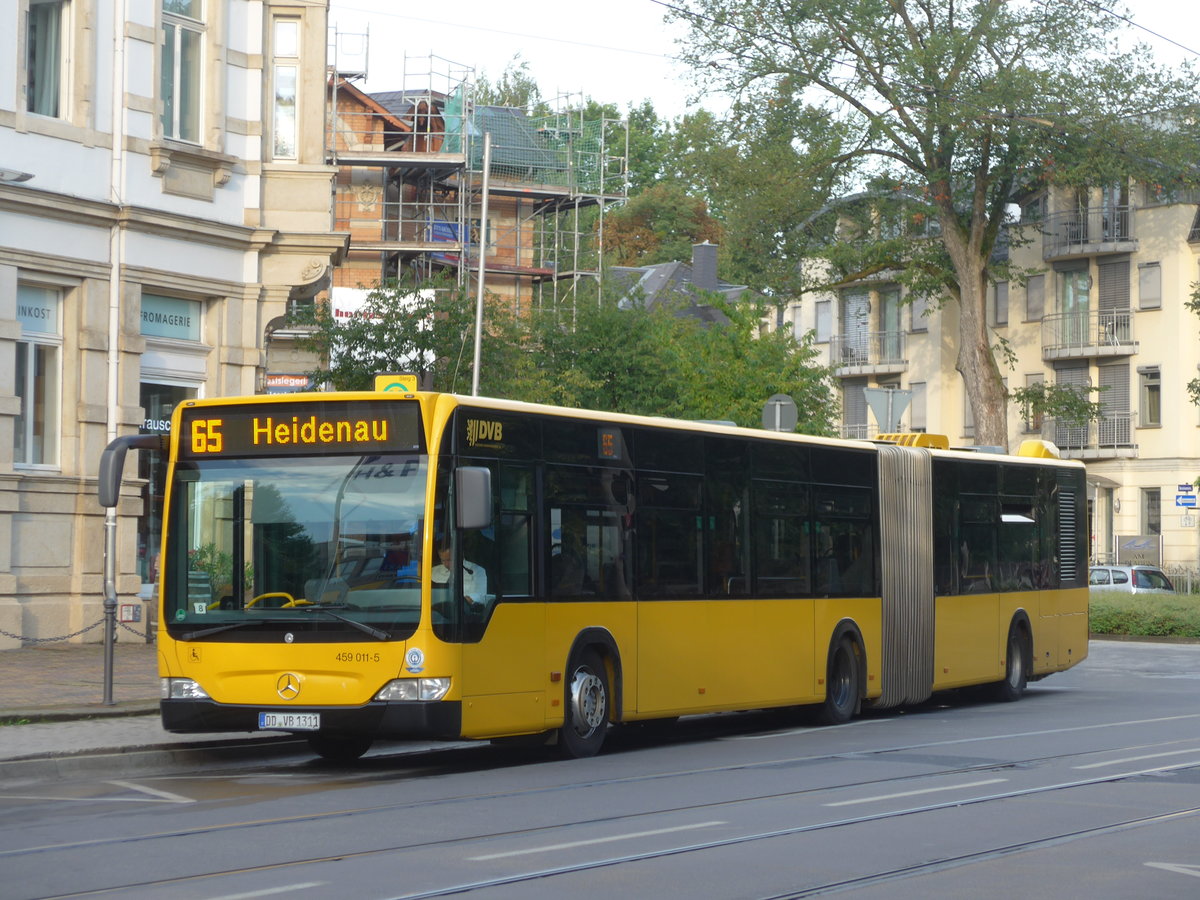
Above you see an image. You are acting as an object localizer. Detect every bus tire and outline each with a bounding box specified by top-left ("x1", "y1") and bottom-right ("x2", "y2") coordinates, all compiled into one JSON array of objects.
[
  {"x1": 559, "y1": 649, "x2": 610, "y2": 758},
  {"x1": 992, "y1": 623, "x2": 1029, "y2": 703},
  {"x1": 307, "y1": 733, "x2": 373, "y2": 762},
  {"x1": 819, "y1": 637, "x2": 862, "y2": 726}
]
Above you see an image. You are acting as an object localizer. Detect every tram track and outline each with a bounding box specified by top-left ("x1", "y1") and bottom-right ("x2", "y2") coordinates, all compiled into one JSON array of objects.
[
  {"x1": 5, "y1": 712, "x2": 1200, "y2": 860},
  {"x1": 25, "y1": 762, "x2": 1200, "y2": 899},
  {"x1": 11, "y1": 724, "x2": 1200, "y2": 900}
]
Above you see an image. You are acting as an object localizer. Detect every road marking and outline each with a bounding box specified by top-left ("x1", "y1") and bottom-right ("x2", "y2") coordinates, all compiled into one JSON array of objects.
[
  {"x1": 107, "y1": 780, "x2": 195, "y2": 803},
  {"x1": 1074, "y1": 749, "x2": 1200, "y2": 770},
  {"x1": 469, "y1": 821, "x2": 726, "y2": 861},
  {"x1": 722, "y1": 719, "x2": 890, "y2": 740},
  {"x1": 824, "y1": 778, "x2": 1008, "y2": 807},
  {"x1": 1146, "y1": 863, "x2": 1200, "y2": 879},
  {"x1": 201, "y1": 884, "x2": 326, "y2": 899}
]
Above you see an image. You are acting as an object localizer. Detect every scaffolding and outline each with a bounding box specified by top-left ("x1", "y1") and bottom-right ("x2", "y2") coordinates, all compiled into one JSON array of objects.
[{"x1": 327, "y1": 50, "x2": 627, "y2": 316}]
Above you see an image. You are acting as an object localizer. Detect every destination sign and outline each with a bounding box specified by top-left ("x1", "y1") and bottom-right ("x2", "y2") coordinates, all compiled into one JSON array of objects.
[{"x1": 178, "y1": 400, "x2": 422, "y2": 458}]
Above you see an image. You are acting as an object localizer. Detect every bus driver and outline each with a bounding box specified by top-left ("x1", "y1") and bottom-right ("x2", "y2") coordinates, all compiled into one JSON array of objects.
[{"x1": 431, "y1": 546, "x2": 487, "y2": 605}]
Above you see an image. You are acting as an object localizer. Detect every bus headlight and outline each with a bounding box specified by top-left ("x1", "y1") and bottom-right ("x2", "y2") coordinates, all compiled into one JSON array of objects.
[
  {"x1": 161, "y1": 678, "x2": 210, "y2": 700},
  {"x1": 375, "y1": 678, "x2": 450, "y2": 702}
]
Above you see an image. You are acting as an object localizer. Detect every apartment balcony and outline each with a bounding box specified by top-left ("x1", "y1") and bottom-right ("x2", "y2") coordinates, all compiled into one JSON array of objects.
[
  {"x1": 1042, "y1": 206, "x2": 1137, "y2": 260},
  {"x1": 1038, "y1": 413, "x2": 1137, "y2": 460},
  {"x1": 841, "y1": 424, "x2": 872, "y2": 440},
  {"x1": 829, "y1": 332, "x2": 908, "y2": 376},
  {"x1": 1041, "y1": 310, "x2": 1137, "y2": 361}
]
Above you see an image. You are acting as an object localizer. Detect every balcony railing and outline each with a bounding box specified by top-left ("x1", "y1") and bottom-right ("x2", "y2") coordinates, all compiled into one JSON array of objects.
[
  {"x1": 1042, "y1": 206, "x2": 1135, "y2": 259},
  {"x1": 1041, "y1": 413, "x2": 1136, "y2": 459},
  {"x1": 1041, "y1": 309, "x2": 1136, "y2": 359},
  {"x1": 829, "y1": 331, "x2": 907, "y2": 374}
]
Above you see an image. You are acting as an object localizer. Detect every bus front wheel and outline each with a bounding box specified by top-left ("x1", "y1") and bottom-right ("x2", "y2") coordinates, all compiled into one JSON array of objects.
[
  {"x1": 307, "y1": 733, "x2": 373, "y2": 762},
  {"x1": 820, "y1": 637, "x2": 862, "y2": 726},
  {"x1": 559, "y1": 649, "x2": 609, "y2": 758}
]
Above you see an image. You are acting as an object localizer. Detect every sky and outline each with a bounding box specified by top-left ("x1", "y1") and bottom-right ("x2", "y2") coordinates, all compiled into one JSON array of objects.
[{"x1": 327, "y1": 1, "x2": 1200, "y2": 120}]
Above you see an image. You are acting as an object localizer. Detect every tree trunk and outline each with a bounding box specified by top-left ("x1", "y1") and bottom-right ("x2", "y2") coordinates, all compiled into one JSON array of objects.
[{"x1": 953, "y1": 259, "x2": 1009, "y2": 450}]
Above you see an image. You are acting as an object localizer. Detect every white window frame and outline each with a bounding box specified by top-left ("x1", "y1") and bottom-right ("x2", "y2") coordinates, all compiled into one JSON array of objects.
[
  {"x1": 814, "y1": 299, "x2": 831, "y2": 343},
  {"x1": 272, "y1": 17, "x2": 300, "y2": 160},
  {"x1": 1138, "y1": 366, "x2": 1161, "y2": 428},
  {"x1": 14, "y1": 283, "x2": 64, "y2": 469},
  {"x1": 160, "y1": 0, "x2": 205, "y2": 143},
  {"x1": 994, "y1": 281, "x2": 1008, "y2": 326},
  {"x1": 25, "y1": 0, "x2": 71, "y2": 118}
]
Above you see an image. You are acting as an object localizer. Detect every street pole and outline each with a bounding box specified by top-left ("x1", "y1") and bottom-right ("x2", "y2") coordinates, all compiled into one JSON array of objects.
[
  {"x1": 102, "y1": 508, "x2": 118, "y2": 705},
  {"x1": 471, "y1": 132, "x2": 491, "y2": 397}
]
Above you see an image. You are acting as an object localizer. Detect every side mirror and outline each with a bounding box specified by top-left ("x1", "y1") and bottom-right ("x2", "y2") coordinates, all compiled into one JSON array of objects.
[{"x1": 455, "y1": 466, "x2": 493, "y2": 530}]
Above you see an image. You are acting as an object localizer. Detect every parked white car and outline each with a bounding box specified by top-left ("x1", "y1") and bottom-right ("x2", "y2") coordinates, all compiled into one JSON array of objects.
[{"x1": 1089, "y1": 565, "x2": 1176, "y2": 595}]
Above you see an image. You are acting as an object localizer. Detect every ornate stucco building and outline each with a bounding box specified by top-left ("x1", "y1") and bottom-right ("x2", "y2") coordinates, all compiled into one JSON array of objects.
[{"x1": 1, "y1": 0, "x2": 347, "y2": 647}]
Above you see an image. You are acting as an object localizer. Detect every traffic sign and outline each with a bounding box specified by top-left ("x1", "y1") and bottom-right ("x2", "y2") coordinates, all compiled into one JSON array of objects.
[
  {"x1": 1178, "y1": 484, "x2": 1195, "y2": 493},
  {"x1": 762, "y1": 394, "x2": 798, "y2": 432},
  {"x1": 1176, "y1": 495, "x2": 1197, "y2": 507}
]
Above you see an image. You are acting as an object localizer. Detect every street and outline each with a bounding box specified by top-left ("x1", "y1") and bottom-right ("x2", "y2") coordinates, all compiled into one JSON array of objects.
[{"x1": 2, "y1": 639, "x2": 1199, "y2": 900}]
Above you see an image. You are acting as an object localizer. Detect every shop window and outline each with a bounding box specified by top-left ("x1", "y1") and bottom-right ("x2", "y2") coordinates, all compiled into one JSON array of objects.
[{"x1": 14, "y1": 284, "x2": 62, "y2": 467}]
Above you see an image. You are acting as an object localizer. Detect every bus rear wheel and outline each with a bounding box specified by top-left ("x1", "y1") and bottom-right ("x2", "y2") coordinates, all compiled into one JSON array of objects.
[
  {"x1": 559, "y1": 649, "x2": 609, "y2": 758},
  {"x1": 307, "y1": 733, "x2": 373, "y2": 762},
  {"x1": 992, "y1": 624, "x2": 1029, "y2": 703},
  {"x1": 820, "y1": 637, "x2": 861, "y2": 726}
]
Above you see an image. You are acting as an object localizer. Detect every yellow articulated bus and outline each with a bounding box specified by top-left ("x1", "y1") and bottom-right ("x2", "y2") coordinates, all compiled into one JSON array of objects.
[{"x1": 99, "y1": 390, "x2": 1088, "y2": 760}]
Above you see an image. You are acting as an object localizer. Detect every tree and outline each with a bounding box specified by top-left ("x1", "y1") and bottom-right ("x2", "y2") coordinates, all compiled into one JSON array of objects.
[
  {"x1": 604, "y1": 183, "x2": 723, "y2": 266},
  {"x1": 285, "y1": 274, "x2": 546, "y2": 397},
  {"x1": 673, "y1": 0, "x2": 1200, "y2": 449},
  {"x1": 474, "y1": 55, "x2": 548, "y2": 114}
]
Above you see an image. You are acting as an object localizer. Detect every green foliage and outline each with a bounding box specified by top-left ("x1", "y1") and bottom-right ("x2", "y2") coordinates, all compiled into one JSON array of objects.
[
  {"x1": 1090, "y1": 594, "x2": 1200, "y2": 639},
  {"x1": 474, "y1": 55, "x2": 549, "y2": 115},
  {"x1": 1009, "y1": 380, "x2": 1105, "y2": 428},
  {"x1": 1186, "y1": 283, "x2": 1200, "y2": 406},
  {"x1": 671, "y1": 0, "x2": 1200, "y2": 447},
  {"x1": 189, "y1": 543, "x2": 253, "y2": 594},
  {"x1": 290, "y1": 272, "x2": 838, "y2": 434},
  {"x1": 604, "y1": 184, "x2": 723, "y2": 266},
  {"x1": 286, "y1": 273, "x2": 482, "y2": 392},
  {"x1": 520, "y1": 289, "x2": 839, "y2": 432}
]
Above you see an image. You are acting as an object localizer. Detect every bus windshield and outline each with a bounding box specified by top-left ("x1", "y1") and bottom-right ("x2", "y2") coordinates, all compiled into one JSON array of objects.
[{"x1": 163, "y1": 453, "x2": 428, "y2": 641}]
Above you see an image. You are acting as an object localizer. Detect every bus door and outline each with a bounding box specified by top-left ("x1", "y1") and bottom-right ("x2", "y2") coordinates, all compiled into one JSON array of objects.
[{"x1": 449, "y1": 462, "x2": 547, "y2": 737}]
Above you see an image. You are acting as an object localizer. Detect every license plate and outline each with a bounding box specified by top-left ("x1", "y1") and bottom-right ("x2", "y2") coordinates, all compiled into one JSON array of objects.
[{"x1": 258, "y1": 711, "x2": 320, "y2": 731}]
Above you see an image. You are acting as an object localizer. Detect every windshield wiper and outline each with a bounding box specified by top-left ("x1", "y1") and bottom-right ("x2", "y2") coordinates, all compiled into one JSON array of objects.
[
  {"x1": 302, "y1": 606, "x2": 391, "y2": 641},
  {"x1": 179, "y1": 620, "x2": 271, "y2": 641},
  {"x1": 178, "y1": 607, "x2": 390, "y2": 642}
]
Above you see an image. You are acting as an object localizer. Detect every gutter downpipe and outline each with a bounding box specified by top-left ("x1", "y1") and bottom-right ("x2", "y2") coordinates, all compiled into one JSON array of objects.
[{"x1": 104, "y1": 0, "x2": 130, "y2": 705}]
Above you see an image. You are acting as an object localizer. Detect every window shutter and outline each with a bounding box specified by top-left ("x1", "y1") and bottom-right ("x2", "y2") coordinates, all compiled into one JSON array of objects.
[
  {"x1": 1025, "y1": 274, "x2": 1044, "y2": 321},
  {"x1": 1138, "y1": 263, "x2": 1161, "y2": 310},
  {"x1": 1098, "y1": 362, "x2": 1130, "y2": 446}
]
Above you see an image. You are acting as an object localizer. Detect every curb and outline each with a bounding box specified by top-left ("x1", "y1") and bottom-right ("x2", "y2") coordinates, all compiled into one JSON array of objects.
[
  {"x1": 0, "y1": 701, "x2": 160, "y2": 726},
  {"x1": 0, "y1": 735, "x2": 308, "y2": 785}
]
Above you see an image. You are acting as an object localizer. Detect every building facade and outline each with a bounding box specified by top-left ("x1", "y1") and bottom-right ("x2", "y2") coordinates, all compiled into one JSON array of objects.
[
  {"x1": 791, "y1": 185, "x2": 1200, "y2": 570},
  {"x1": 1, "y1": 0, "x2": 346, "y2": 647}
]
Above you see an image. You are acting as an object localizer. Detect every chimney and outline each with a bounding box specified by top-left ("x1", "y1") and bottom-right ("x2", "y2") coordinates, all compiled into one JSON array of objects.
[{"x1": 692, "y1": 241, "x2": 718, "y2": 292}]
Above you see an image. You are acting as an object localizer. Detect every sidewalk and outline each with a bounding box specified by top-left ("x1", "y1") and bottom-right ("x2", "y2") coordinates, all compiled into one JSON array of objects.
[
  {"x1": 0, "y1": 641, "x2": 299, "y2": 773},
  {"x1": 0, "y1": 640, "x2": 159, "y2": 722}
]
